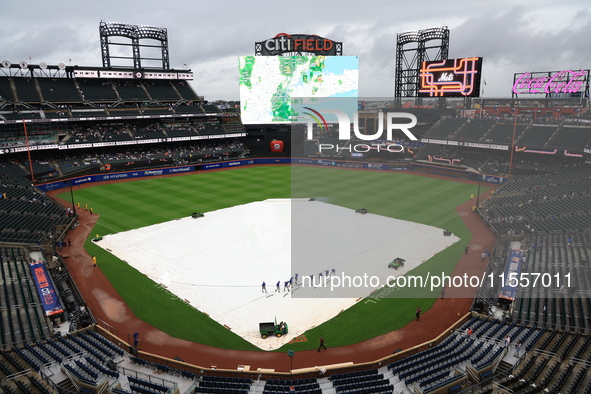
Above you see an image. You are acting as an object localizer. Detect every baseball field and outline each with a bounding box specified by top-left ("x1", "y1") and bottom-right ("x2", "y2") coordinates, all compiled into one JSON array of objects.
[{"x1": 58, "y1": 165, "x2": 483, "y2": 352}]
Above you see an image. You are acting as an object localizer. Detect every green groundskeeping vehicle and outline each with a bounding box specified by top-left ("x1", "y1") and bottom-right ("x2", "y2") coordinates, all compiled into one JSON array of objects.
[
  {"x1": 388, "y1": 258, "x2": 405, "y2": 270},
  {"x1": 259, "y1": 319, "x2": 288, "y2": 339}
]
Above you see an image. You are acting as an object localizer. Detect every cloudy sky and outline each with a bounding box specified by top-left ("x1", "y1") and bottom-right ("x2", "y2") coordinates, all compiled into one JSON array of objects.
[{"x1": 1, "y1": 0, "x2": 590, "y2": 100}]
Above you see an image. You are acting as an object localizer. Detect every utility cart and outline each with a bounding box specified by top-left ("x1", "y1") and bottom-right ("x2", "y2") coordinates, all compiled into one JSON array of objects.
[
  {"x1": 388, "y1": 258, "x2": 406, "y2": 270},
  {"x1": 259, "y1": 320, "x2": 288, "y2": 339}
]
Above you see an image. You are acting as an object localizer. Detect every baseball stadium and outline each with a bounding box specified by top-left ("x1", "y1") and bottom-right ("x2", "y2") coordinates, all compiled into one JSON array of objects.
[{"x1": 0, "y1": 20, "x2": 590, "y2": 394}]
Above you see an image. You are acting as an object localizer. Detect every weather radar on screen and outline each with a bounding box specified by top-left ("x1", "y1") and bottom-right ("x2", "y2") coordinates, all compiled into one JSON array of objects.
[{"x1": 239, "y1": 56, "x2": 358, "y2": 124}]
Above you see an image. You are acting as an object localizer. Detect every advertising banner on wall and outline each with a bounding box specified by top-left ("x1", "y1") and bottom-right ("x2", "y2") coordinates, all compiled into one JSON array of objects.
[{"x1": 29, "y1": 262, "x2": 64, "y2": 317}]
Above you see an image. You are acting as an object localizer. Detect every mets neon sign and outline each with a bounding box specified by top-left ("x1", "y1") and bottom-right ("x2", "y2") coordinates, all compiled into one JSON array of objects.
[{"x1": 418, "y1": 57, "x2": 483, "y2": 97}]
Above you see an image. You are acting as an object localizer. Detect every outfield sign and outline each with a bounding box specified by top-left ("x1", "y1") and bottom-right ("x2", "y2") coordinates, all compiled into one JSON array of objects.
[
  {"x1": 37, "y1": 161, "x2": 291, "y2": 191},
  {"x1": 481, "y1": 174, "x2": 505, "y2": 184},
  {"x1": 202, "y1": 158, "x2": 289, "y2": 170},
  {"x1": 37, "y1": 157, "x2": 506, "y2": 192},
  {"x1": 38, "y1": 165, "x2": 197, "y2": 191}
]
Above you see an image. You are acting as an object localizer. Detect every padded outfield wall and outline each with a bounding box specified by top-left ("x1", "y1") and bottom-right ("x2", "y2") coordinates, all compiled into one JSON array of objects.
[{"x1": 36, "y1": 158, "x2": 507, "y2": 192}]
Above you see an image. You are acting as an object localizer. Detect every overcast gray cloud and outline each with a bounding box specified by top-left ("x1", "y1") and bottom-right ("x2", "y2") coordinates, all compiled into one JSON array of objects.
[{"x1": 1, "y1": 0, "x2": 589, "y2": 100}]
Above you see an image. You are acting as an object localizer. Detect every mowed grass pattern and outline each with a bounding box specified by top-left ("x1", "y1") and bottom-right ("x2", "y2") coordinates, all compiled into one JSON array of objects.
[
  {"x1": 58, "y1": 165, "x2": 482, "y2": 351},
  {"x1": 78, "y1": 167, "x2": 290, "y2": 235},
  {"x1": 292, "y1": 168, "x2": 472, "y2": 226}
]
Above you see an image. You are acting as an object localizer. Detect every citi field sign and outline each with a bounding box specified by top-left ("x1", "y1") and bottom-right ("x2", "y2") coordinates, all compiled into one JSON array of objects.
[{"x1": 256, "y1": 34, "x2": 341, "y2": 56}]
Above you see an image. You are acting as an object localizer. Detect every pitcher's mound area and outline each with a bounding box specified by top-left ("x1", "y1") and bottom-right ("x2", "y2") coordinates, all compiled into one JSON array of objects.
[{"x1": 96, "y1": 199, "x2": 459, "y2": 350}]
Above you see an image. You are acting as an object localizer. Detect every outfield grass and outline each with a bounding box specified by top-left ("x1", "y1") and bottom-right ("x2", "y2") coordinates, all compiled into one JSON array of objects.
[{"x1": 59, "y1": 165, "x2": 484, "y2": 351}]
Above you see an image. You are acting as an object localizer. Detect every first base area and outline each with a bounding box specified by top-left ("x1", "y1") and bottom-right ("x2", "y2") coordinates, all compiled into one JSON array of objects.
[{"x1": 96, "y1": 199, "x2": 459, "y2": 350}]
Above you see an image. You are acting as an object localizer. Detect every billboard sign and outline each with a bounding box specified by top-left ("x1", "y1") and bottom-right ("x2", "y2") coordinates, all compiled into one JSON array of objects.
[
  {"x1": 255, "y1": 34, "x2": 342, "y2": 56},
  {"x1": 29, "y1": 261, "x2": 64, "y2": 316},
  {"x1": 512, "y1": 69, "x2": 590, "y2": 96},
  {"x1": 239, "y1": 56, "x2": 358, "y2": 124},
  {"x1": 418, "y1": 57, "x2": 483, "y2": 97},
  {"x1": 499, "y1": 249, "x2": 523, "y2": 301}
]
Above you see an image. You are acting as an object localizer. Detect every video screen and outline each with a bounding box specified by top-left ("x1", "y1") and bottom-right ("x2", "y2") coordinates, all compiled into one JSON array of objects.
[
  {"x1": 239, "y1": 56, "x2": 358, "y2": 124},
  {"x1": 418, "y1": 57, "x2": 482, "y2": 97}
]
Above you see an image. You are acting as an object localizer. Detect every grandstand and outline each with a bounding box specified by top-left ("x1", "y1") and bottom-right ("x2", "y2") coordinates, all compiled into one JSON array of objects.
[
  {"x1": 548, "y1": 126, "x2": 591, "y2": 150},
  {"x1": 424, "y1": 118, "x2": 467, "y2": 139},
  {"x1": 516, "y1": 125, "x2": 559, "y2": 148},
  {"x1": 482, "y1": 166, "x2": 591, "y2": 233},
  {"x1": 453, "y1": 119, "x2": 497, "y2": 142},
  {"x1": 37, "y1": 78, "x2": 81, "y2": 103},
  {"x1": 483, "y1": 122, "x2": 527, "y2": 144}
]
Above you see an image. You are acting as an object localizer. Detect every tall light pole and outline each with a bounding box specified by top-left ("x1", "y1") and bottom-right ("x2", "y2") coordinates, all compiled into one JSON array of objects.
[
  {"x1": 23, "y1": 121, "x2": 36, "y2": 185},
  {"x1": 475, "y1": 168, "x2": 482, "y2": 210},
  {"x1": 287, "y1": 350, "x2": 295, "y2": 377},
  {"x1": 509, "y1": 109, "x2": 518, "y2": 177},
  {"x1": 68, "y1": 179, "x2": 77, "y2": 216}
]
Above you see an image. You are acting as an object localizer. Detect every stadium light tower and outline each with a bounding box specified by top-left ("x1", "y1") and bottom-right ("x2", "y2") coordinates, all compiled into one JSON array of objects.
[
  {"x1": 100, "y1": 21, "x2": 170, "y2": 69},
  {"x1": 394, "y1": 26, "x2": 449, "y2": 108}
]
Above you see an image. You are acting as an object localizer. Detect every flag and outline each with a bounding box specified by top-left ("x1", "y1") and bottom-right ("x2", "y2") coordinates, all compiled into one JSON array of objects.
[{"x1": 183, "y1": 63, "x2": 187, "y2": 67}]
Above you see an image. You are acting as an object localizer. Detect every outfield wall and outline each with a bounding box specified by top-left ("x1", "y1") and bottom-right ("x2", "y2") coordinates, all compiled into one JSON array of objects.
[{"x1": 36, "y1": 158, "x2": 507, "y2": 192}]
